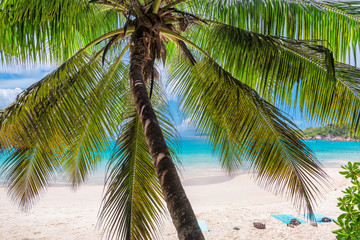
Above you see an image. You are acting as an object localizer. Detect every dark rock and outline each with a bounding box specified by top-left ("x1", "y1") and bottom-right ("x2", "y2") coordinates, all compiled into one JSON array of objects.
[
  {"x1": 321, "y1": 217, "x2": 332, "y2": 222},
  {"x1": 253, "y1": 222, "x2": 266, "y2": 229},
  {"x1": 233, "y1": 227, "x2": 240, "y2": 230},
  {"x1": 290, "y1": 218, "x2": 301, "y2": 226}
]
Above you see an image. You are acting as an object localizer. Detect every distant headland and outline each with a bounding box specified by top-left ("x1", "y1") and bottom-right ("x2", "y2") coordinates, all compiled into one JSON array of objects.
[{"x1": 302, "y1": 124, "x2": 360, "y2": 141}]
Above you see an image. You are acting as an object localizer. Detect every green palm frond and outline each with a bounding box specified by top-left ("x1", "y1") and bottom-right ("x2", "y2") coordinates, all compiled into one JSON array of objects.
[
  {"x1": 0, "y1": 120, "x2": 63, "y2": 209},
  {"x1": 0, "y1": 50, "x2": 105, "y2": 150},
  {"x1": 62, "y1": 54, "x2": 129, "y2": 187},
  {"x1": 0, "y1": 0, "x2": 122, "y2": 64},
  {"x1": 1, "y1": 145, "x2": 60, "y2": 211},
  {"x1": 188, "y1": 23, "x2": 360, "y2": 130},
  {"x1": 169, "y1": 55, "x2": 328, "y2": 214},
  {"x1": 99, "y1": 80, "x2": 179, "y2": 240},
  {"x1": 0, "y1": 51, "x2": 96, "y2": 207},
  {"x1": 323, "y1": 0, "x2": 360, "y2": 16},
  {"x1": 185, "y1": 0, "x2": 360, "y2": 63},
  {"x1": 99, "y1": 109, "x2": 165, "y2": 240},
  {"x1": 0, "y1": 48, "x2": 129, "y2": 205}
]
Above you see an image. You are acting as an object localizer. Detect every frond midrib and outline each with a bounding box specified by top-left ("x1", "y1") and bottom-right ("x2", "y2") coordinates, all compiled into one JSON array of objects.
[
  {"x1": 275, "y1": 40, "x2": 360, "y2": 100},
  {"x1": 129, "y1": 113, "x2": 141, "y2": 240},
  {"x1": 313, "y1": 1, "x2": 360, "y2": 23},
  {"x1": 205, "y1": 59, "x2": 321, "y2": 207},
  {"x1": 22, "y1": 145, "x2": 40, "y2": 202},
  {"x1": 256, "y1": 102, "x2": 312, "y2": 198}
]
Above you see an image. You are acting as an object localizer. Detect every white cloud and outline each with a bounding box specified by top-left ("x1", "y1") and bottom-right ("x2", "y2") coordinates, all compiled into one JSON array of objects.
[
  {"x1": 164, "y1": 83, "x2": 178, "y2": 102},
  {"x1": 0, "y1": 88, "x2": 22, "y2": 109},
  {"x1": 294, "y1": 120, "x2": 302, "y2": 126},
  {"x1": 176, "y1": 117, "x2": 193, "y2": 132},
  {"x1": 0, "y1": 64, "x2": 52, "y2": 108}
]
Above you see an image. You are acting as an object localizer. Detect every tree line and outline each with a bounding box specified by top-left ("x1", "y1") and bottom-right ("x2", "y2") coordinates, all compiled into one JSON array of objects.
[{"x1": 303, "y1": 124, "x2": 359, "y2": 139}]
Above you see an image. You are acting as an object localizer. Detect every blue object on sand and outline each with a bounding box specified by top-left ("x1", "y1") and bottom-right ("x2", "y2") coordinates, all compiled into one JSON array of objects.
[
  {"x1": 198, "y1": 220, "x2": 210, "y2": 232},
  {"x1": 271, "y1": 214, "x2": 306, "y2": 224},
  {"x1": 303, "y1": 213, "x2": 333, "y2": 223}
]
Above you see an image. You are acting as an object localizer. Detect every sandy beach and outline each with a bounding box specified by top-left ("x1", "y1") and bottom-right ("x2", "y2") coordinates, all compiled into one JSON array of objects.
[{"x1": 0, "y1": 167, "x2": 348, "y2": 240}]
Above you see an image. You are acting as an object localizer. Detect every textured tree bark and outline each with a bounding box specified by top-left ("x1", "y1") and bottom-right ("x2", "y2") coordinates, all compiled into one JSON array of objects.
[{"x1": 129, "y1": 26, "x2": 205, "y2": 240}]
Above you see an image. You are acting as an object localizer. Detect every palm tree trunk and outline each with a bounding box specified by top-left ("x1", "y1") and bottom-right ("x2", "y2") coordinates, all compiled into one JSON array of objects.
[{"x1": 129, "y1": 27, "x2": 205, "y2": 240}]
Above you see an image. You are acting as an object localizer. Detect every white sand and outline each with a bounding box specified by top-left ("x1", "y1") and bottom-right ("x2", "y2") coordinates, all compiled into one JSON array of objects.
[{"x1": 0, "y1": 168, "x2": 349, "y2": 240}]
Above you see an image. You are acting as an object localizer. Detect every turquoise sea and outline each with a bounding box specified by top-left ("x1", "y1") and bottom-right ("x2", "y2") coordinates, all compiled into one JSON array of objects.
[
  {"x1": 167, "y1": 139, "x2": 360, "y2": 174},
  {"x1": 1, "y1": 139, "x2": 359, "y2": 183},
  {"x1": 168, "y1": 138, "x2": 360, "y2": 167}
]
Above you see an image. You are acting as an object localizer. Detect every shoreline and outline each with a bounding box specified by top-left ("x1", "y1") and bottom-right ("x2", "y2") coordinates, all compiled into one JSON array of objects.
[{"x1": 0, "y1": 161, "x2": 350, "y2": 187}]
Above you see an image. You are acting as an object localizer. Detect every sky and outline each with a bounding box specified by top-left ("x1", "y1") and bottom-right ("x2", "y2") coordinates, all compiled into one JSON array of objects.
[
  {"x1": 0, "y1": 64, "x2": 318, "y2": 137},
  {"x1": 0, "y1": 65, "x2": 53, "y2": 107}
]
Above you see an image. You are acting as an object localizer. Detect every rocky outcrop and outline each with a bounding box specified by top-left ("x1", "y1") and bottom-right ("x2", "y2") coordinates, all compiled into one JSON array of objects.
[
  {"x1": 314, "y1": 135, "x2": 323, "y2": 140},
  {"x1": 324, "y1": 134, "x2": 335, "y2": 140}
]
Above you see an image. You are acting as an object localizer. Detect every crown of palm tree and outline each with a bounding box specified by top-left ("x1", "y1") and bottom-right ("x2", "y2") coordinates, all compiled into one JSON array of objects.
[{"x1": 1, "y1": 0, "x2": 360, "y2": 239}]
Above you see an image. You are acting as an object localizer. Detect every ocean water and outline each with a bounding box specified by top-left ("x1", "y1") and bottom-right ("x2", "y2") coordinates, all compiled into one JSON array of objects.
[
  {"x1": 1, "y1": 139, "x2": 359, "y2": 182},
  {"x1": 305, "y1": 140, "x2": 360, "y2": 165},
  {"x1": 172, "y1": 139, "x2": 360, "y2": 168}
]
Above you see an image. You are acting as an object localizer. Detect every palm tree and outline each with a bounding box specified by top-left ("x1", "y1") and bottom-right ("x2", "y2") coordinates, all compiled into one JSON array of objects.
[{"x1": 1, "y1": 0, "x2": 360, "y2": 239}]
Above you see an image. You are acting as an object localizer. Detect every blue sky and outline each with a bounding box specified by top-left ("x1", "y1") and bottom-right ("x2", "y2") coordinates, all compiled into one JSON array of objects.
[
  {"x1": 0, "y1": 64, "x2": 317, "y2": 136},
  {"x1": 0, "y1": 65, "x2": 53, "y2": 108}
]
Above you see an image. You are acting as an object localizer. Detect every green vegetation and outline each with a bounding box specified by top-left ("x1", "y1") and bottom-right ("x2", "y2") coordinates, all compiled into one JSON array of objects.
[
  {"x1": 1, "y1": 0, "x2": 360, "y2": 239},
  {"x1": 303, "y1": 125, "x2": 359, "y2": 139},
  {"x1": 333, "y1": 162, "x2": 360, "y2": 239}
]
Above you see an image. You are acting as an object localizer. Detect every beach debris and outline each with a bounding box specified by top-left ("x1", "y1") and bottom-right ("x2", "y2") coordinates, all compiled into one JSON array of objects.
[
  {"x1": 321, "y1": 217, "x2": 332, "y2": 222},
  {"x1": 253, "y1": 222, "x2": 266, "y2": 229},
  {"x1": 287, "y1": 224, "x2": 295, "y2": 228},
  {"x1": 233, "y1": 227, "x2": 240, "y2": 231},
  {"x1": 290, "y1": 218, "x2": 301, "y2": 226},
  {"x1": 311, "y1": 222, "x2": 318, "y2": 227}
]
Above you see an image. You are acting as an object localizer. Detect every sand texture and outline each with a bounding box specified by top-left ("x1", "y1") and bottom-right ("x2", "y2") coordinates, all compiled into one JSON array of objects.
[{"x1": 0, "y1": 168, "x2": 348, "y2": 240}]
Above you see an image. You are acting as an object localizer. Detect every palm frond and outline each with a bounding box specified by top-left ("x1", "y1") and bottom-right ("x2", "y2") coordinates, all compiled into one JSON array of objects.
[
  {"x1": 185, "y1": 0, "x2": 360, "y2": 63},
  {"x1": 0, "y1": 0, "x2": 123, "y2": 64},
  {"x1": 0, "y1": 138, "x2": 61, "y2": 211},
  {"x1": 322, "y1": 0, "x2": 360, "y2": 16},
  {"x1": 98, "y1": 79, "x2": 179, "y2": 240},
  {"x1": 168, "y1": 55, "x2": 329, "y2": 216},
  {"x1": 1, "y1": 143, "x2": 61, "y2": 210},
  {"x1": 0, "y1": 53, "x2": 99, "y2": 207},
  {"x1": 99, "y1": 109, "x2": 165, "y2": 240},
  {"x1": 188, "y1": 23, "x2": 360, "y2": 131},
  {"x1": 0, "y1": 51, "x2": 99, "y2": 207},
  {"x1": 62, "y1": 54, "x2": 129, "y2": 187},
  {"x1": 0, "y1": 47, "x2": 129, "y2": 206},
  {"x1": 0, "y1": 50, "x2": 105, "y2": 150}
]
